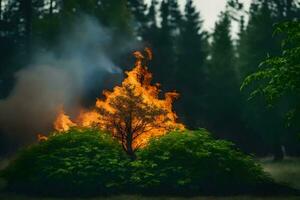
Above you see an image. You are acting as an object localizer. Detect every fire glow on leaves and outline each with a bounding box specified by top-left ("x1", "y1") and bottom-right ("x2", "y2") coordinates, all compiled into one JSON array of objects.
[{"x1": 52, "y1": 49, "x2": 184, "y2": 154}]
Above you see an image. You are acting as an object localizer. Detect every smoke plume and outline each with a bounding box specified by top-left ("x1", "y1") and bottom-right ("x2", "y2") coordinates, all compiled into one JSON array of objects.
[{"x1": 0, "y1": 16, "x2": 133, "y2": 152}]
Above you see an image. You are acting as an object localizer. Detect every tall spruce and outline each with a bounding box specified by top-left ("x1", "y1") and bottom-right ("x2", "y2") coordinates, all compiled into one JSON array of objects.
[
  {"x1": 152, "y1": 0, "x2": 181, "y2": 90},
  {"x1": 142, "y1": 0, "x2": 159, "y2": 47},
  {"x1": 176, "y1": 0, "x2": 207, "y2": 128},
  {"x1": 0, "y1": 0, "x2": 46, "y2": 96},
  {"x1": 127, "y1": 0, "x2": 147, "y2": 39},
  {"x1": 238, "y1": 1, "x2": 279, "y2": 78},
  {"x1": 206, "y1": 12, "x2": 241, "y2": 137}
]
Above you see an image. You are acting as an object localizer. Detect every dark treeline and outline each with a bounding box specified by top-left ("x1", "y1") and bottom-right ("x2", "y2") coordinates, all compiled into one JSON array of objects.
[{"x1": 0, "y1": 0, "x2": 299, "y2": 158}]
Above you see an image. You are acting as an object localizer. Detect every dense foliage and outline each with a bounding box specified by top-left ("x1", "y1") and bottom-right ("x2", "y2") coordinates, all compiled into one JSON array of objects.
[
  {"x1": 236, "y1": 0, "x2": 300, "y2": 158},
  {"x1": 1, "y1": 129, "x2": 275, "y2": 196},
  {"x1": 1, "y1": 129, "x2": 130, "y2": 195},
  {"x1": 241, "y1": 21, "x2": 300, "y2": 124},
  {"x1": 131, "y1": 130, "x2": 272, "y2": 195}
]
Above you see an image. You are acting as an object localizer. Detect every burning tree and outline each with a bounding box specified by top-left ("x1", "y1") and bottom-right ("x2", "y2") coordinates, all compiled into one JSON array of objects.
[
  {"x1": 53, "y1": 49, "x2": 184, "y2": 157},
  {"x1": 97, "y1": 84, "x2": 171, "y2": 157}
]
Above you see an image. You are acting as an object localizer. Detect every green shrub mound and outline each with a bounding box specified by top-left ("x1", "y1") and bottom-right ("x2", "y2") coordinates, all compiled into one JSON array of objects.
[
  {"x1": 2, "y1": 129, "x2": 130, "y2": 196},
  {"x1": 131, "y1": 130, "x2": 273, "y2": 195},
  {"x1": 2, "y1": 129, "x2": 278, "y2": 196}
]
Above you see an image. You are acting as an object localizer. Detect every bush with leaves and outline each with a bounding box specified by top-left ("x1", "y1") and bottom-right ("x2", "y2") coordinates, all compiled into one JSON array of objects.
[
  {"x1": 1, "y1": 128, "x2": 130, "y2": 196},
  {"x1": 130, "y1": 130, "x2": 273, "y2": 195},
  {"x1": 2, "y1": 128, "x2": 283, "y2": 196}
]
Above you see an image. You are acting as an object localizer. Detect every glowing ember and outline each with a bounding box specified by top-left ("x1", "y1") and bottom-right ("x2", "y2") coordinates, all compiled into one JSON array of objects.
[{"x1": 52, "y1": 48, "x2": 184, "y2": 154}]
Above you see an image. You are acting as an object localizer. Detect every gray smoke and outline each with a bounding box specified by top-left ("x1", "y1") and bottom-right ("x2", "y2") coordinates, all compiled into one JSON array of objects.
[{"x1": 0, "y1": 16, "x2": 131, "y2": 146}]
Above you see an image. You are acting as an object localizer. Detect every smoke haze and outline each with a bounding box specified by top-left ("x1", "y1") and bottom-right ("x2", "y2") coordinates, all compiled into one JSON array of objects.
[{"x1": 0, "y1": 16, "x2": 132, "y2": 152}]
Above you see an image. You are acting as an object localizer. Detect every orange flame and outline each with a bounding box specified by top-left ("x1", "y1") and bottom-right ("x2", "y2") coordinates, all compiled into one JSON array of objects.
[
  {"x1": 76, "y1": 110, "x2": 101, "y2": 127},
  {"x1": 52, "y1": 48, "x2": 184, "y2": 148},
  {"x1": 37, "y1": 134, "x2": 48, "y2": 142},
  {"x1": 53, "y1": 108, "x2": 76, "y2": 132}
]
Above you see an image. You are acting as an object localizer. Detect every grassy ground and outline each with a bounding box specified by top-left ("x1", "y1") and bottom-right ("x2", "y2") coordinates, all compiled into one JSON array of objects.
[
  {"x1": 0, "y1": 157, "x2": 300, "y2": 200},
  {"x1": 261, "y1": 157, "x2": 300, "y2": 190}
]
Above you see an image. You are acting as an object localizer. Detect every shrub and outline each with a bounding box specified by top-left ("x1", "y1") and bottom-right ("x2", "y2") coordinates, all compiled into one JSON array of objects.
[
  {"x1": 2, "y1": 128, "x2": 279, "y2": 196},
  {"x1": 1, "y1": 128, "x2": 130, "y2": 196},
  {"x1": 130, "y1": 129, "x2": 273, "y2": 195}
]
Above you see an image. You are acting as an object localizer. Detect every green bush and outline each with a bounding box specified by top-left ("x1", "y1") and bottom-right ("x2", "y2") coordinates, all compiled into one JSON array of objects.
[
  {"x1": 130, "y1": 129, "x2": 273, "y2": 195},
  {"x1": 2, "y1": 128, "x2": 278, "y2": 196},
  {"x1": 2, "y1": 128, "x2": 130, "y2": 196}
]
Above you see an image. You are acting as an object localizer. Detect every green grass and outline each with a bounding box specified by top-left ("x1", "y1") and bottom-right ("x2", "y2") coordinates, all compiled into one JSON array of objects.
[
  {"x1": 0, "y1": 157, "x2": 300, "y2": 199},
  {"x1": 261, "y1": 157, "x2": 300, "y2": 190}
]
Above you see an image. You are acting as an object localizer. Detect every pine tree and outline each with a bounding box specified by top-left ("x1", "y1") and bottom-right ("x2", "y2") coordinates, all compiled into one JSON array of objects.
[
  {"x1": 176, "y1": 0, "x2": 207, "y2": 128},
  {"x1": 238, "y1": 0, "x2": 299, "y2": 79},
  {"x1": 206, "y1": 12, "x2": 241, "y2": 136},
  {"x1": 0, "y1": 0, "x2": 48, "y2": 97},
  {"x1": 142, "y1": 0, "x2": 159, "y2": 47},
  {"x1": 127, "y1": 0, "x2": 147, "y2": 39},
  {"x1": 238, "y1": 1, "x2": 280, "y2": 78},
  {"x1": 147, "y1": 0, "x2": 158, "y2": 29},
  {"x1": 5, "y1": 0, "x2": 35, "y2": 55},
  {"x1": 152, "y1": 0, "x2": 181, "y2": 90},
  {"x1": 0, "y1": 0, "x2": 48, "y2": 63},
  {"x1": 99, "y1": 0, "x2": 132, "y2": 35}
]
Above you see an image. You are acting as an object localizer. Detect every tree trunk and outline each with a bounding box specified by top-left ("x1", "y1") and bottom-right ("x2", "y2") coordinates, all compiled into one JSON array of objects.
[
  {"x1": 49, "y1": 0, "x2": 53, "y2": 15},
  {"x1": 125, "y1": 113, "x2": 136, "y2": 160},
  {"x1": 126, "y1": 132, "x2": 136, "y2": 160}
]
